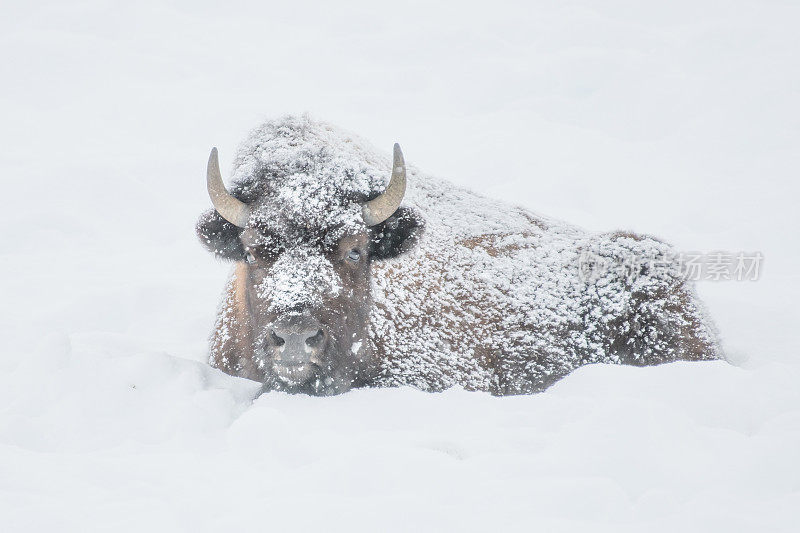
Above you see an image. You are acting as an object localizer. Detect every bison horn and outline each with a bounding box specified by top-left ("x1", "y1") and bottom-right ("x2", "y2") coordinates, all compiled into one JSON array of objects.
[
  {"x1": 207, "y1": 147, "x2": 251, "y2": 228},
  {"x1": 362, "y1": 143, "x2": 407, "y2": 226}
]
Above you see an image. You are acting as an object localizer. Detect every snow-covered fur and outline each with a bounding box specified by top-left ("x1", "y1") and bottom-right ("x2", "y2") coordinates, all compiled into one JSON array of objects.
[{"x1": 197, "y1": 115, "x2": 721, "y2": 395}]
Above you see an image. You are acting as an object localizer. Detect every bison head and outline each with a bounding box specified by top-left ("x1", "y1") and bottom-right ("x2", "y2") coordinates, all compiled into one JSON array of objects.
[{"x1": 197, "y1": 130, "x2": 422, "y2": 395}]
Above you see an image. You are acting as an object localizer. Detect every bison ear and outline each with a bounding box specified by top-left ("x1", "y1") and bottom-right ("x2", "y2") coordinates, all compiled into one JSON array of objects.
[
  {"x1": 196, "y1": 209, "x2": 246, "y2": 261},
  {"x1": 369, "y1": 207, "x2": 423, "y2": 260}
]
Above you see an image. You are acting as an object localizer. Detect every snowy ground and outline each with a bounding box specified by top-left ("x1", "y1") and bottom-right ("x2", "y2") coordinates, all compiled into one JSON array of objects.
[{"x1": 1, "y1": 1, "x2": 799, "y2": 531}]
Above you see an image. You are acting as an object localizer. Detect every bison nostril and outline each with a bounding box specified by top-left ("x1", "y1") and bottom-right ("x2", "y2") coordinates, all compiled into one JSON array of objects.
[
  {"x1": 270, "y1": 330, "x2": 286, "y2": 347},
  {"x1": 305, "y1": 329, "x2": 325, "y2": 349}
]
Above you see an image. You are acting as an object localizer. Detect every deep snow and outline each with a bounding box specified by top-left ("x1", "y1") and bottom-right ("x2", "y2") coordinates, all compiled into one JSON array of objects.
[{"x1": 1, "y1": 1, "x2": 799, "y2": 531}]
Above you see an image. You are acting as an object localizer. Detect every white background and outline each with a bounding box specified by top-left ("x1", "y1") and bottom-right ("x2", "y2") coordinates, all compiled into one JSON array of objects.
[{"x1": 1, "y1": 1, "x2": 798, "y2": 531}]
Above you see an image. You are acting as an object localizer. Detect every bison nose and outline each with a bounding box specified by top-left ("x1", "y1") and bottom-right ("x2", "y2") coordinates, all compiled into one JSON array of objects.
[{"x1": 269, "y1": 326, "x2": 326, "y2": 362}]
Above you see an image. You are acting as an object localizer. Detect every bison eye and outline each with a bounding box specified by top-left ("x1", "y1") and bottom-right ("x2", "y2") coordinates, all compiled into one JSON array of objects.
[
  {"x1": 347, "y1": 249, "x2": 361, "y2": 262},
  {"x1": 245, "y1": 251, "x2": 256, "y2": 264}
]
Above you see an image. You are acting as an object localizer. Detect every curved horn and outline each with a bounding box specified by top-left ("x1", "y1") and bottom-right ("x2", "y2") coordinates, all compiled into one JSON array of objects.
[
  {"x1": 362, "y1": 143, "x2": 407, "y2": 226},
  {"x1": 207, "y1": 147, "x2": 251, "y2": 227}
]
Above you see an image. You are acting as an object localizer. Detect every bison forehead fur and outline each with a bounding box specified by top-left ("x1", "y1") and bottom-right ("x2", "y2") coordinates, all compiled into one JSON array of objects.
[{"x1": 198, "y1": 114, "x2": 721, "y2": 396}]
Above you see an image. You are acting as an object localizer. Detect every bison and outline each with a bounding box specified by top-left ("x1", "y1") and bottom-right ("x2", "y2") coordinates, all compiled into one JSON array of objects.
[{"x1": 197, "y1": 115, "x2": 721, "y2": 396}]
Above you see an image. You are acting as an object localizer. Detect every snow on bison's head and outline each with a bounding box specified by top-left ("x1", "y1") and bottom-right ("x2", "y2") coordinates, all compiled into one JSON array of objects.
[{"x1": 196, "y1": 116, "x2": 423, "y2": 394}]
